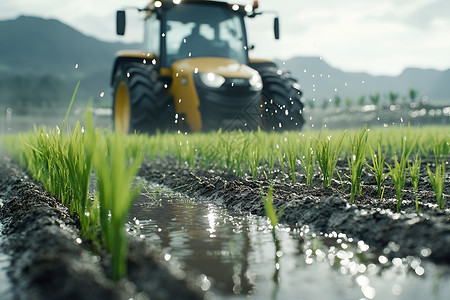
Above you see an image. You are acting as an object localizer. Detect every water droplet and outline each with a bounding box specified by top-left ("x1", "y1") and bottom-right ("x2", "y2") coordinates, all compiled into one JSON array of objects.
[
  {"x1": 378, "y1": 255, "x2": 388, "y2": 264},
  {"x1": 392, "y1": 284, "x2": 402, "y2": 295},
  {"x1": 356, "y1": 275, "x2": 370, "y2": 287},
  {"x1": 392, "y1": 257, "x2": 403, "y2": 267},
  {"x1": 362, "y1": 286, "x2": 376, "y2": 299},
  {"x1": 75, "y1": 64, "x2": 79, "y2": 69},
  {"x1": 420, "y1": 248, "x2": 431, "y2": 257}
]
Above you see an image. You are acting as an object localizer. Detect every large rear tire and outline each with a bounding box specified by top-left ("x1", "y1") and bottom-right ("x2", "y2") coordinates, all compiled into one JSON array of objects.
[
  {"x1": 112, "y1": 62, "x2": 175, "y2": 134},
  {"x1": 252, "y1": 63, "x2": 305, "y2": 131}
]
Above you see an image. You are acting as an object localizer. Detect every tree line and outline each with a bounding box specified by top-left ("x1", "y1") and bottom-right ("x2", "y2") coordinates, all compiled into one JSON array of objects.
[
  {"x1": 307, "y1": 89, "x2": 421, "y2": 110},
  {"x1": 0, "y1": 74, "x2": 81, "y2": 108}
]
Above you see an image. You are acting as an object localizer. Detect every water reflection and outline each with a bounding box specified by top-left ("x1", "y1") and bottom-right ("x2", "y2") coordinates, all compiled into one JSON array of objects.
[
  {"x1": 127, "y1": 185, "x2": 450, "y2": 300},
  {"x1": 128, "y1": 190, "x2": 255, "y2": 295}
]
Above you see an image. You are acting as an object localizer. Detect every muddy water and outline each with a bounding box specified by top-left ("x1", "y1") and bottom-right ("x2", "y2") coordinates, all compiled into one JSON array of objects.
[{"x1": 127, "y1": 184, "x2": 450, "y2": 300}]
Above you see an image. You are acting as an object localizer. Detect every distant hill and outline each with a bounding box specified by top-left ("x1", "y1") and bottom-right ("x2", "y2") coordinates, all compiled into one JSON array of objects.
[
  {"x1": 277, "y1": 57, "x2": 450, "y2": 104},
  {"x1": 0, "y1": 16, "x2": 139, "y2": 75},
  {"x1": 0, "y1": 16, "x2": 139, "y2": 107},
  {"x1": 0, "y1": 15, "x2": 448, "y2": 108}
]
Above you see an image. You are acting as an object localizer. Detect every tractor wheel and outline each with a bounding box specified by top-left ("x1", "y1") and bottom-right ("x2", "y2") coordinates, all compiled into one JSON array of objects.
[
  {"x1": 255, "y1": 65, "x2": 305, "y2": 131},
  {"x1": 112, "y1": 62, "x2": 175, "y2": 134}
]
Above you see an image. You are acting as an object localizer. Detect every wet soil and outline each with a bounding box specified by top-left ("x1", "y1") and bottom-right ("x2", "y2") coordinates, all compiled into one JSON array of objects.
[
  {"x1": 0, "y1": 156, "x2": 205, "y2": 300},
  {"x1": 137, "y1": 158, "x2": 450, "y2": 265},
  {"x1": 0, "y1": 152, "x2": 449, "y2": 299}
]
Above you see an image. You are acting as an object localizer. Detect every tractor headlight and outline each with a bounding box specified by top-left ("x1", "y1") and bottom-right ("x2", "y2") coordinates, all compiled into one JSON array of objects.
[
  {"x1": 249, "y1": 73, "x2": 263, "y2": 91},
  {"x1": 199, "y1": 72, "x2": 225, "y2": 88}
]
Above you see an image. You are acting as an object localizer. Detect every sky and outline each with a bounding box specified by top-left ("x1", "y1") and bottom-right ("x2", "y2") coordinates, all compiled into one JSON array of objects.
[{"x1": 1, "y1": 0, "x2": 449, "y2": 76}]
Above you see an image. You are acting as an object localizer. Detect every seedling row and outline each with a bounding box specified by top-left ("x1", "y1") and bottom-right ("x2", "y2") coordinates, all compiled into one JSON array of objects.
[{"x1": 1, "y1": 122, "x2": 448, "y2": 282}]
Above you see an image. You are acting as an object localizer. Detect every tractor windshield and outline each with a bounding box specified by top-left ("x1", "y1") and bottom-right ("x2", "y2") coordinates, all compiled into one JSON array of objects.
[{"x1": 164, "y1": 3, "x2": 248, "y2": 66}]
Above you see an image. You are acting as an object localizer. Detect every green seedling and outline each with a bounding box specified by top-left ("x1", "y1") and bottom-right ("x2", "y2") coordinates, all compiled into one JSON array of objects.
[
  {"x1": 408, "y1": 153, "x2": 421, "y2": 212},
  {"x1": 286, "y1": 139, "x2": 298, "y2": 184},
  {"x1": 366, "y1": 143, "x2": 390, "y2": 198},
  {"x1": 347, "y1": 126, "x2": 368, "y2": 203},
  {"x1": 92, "y1": 130, "x2": 145, "y2": 281},
  {"x1": 315, "y1": 131, "x2": 346, "y2": 187},
  {"x1": 299, "y1": 137, "x2": 315, "y2": 186},
  {"x1": 427, "y1": 163, "x2": 445, "y2": 209},
  {"x1": 262, "y1": 185, "x2": 284, "y2": 229},
  {"x1": 388, "y1": 135, "x2": 415, "y2": 212}
]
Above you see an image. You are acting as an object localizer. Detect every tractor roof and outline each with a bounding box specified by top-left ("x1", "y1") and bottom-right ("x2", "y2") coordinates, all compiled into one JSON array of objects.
[{"x1": 146, "y1": 0, "x2": 258, "y2": 15}]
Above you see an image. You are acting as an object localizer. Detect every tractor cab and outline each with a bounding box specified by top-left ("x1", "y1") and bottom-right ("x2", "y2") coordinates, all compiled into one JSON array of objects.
[{"x1": 144, "y1": 1, "x2": 249, "y2": 67}]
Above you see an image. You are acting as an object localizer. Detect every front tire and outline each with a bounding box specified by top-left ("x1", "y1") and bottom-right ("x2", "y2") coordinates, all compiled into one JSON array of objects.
[
  {"x1": 252, "y1": 64, "x2": 305, "y2": 131},
  {"x1": 112, "y1": 62, "x2": 175, "y2": 134}
]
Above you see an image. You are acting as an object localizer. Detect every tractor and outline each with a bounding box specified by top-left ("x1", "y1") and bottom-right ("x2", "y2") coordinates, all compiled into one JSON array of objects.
[{"x1": 112, "y1": 0, "x2": 304, "y2": 133}]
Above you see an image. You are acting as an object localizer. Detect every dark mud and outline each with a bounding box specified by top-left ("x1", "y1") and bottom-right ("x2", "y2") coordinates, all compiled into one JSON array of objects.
[
  {"x1": 0, "y1": 156, "x2": 205, "y2": 300},
  {"x1": 138, "y1": 158, "x2": 450, "y2": 266}
]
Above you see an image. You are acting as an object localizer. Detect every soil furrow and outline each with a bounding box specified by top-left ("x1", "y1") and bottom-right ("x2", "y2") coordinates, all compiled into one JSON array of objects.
[{"x1": 138, "y1": 159, "x2": 450, "y2": 265}]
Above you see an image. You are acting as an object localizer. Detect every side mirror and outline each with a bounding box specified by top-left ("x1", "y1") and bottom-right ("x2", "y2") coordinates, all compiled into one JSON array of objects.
[
  {"x1": 116, "y1": 10, "x2": 126, "y2": 35},
  {"x1": 274, "y1": 17, "x2": 280, "y2": 40}
]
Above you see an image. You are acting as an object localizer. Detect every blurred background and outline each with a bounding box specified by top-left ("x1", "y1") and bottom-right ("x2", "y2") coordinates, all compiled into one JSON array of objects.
[{"x1": 0, "y1": 0, "x2": 449, "y2": 133}]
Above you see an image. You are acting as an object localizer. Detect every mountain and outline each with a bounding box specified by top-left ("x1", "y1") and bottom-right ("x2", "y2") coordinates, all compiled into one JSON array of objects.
[
  {"x1": 278, "y1": 57, "x2": 450, "y2": 103},
  {"x1": 0, "y1": 16, "x2": 140, "y2": 107},
  {"x1": 0, "y1": 16, "x2": 139, "y2": 75},
  {"x1": 0, "y1": 15, "x2": 448, "y2": 109}
]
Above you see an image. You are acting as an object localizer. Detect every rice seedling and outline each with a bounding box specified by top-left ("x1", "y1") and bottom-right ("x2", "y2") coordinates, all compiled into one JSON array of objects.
[
  {"x1": 432, "y1": 137, "x2": 450, "y2": 166},
  {"x1": 248, "y1": 147, "x2": 261, "y2": 179},
  {"x1": 366, "y1": 143, "x2": 390, "y2": 198},
  {"x1": 409, "y1": 153, "x2": 421, "y2": 213},
  {"x1": 315, "y1": 130, "x2": 346, "y2": 187},
  {"x1": 299, "y1": 136, "x2": 315, "y2": 186},
  {"x1": 90, "y1": 124, "x2": 145, "y2": 280},
  {"x1": 233, "y1": 131, "x2": 252, "y2": 176},
  {"x1": 427, "y1": 163, "x2": 445, "y2": 209},
  {"x1": 286, "y1": 138, "x2": 298, "y2": 184},
  {"x1": 388, "y1": 135, "x2": 415, "y2": 212},
  {"x1": 347, "y1": 126, "x2": 368, "y2": 203},
  {"x1": 266, "y1": 143, "x2": 277, "y2": 179},
  {"x1": 261, "y1": 185, "x2": 284, "y2": 229},
  {"x1": 276, "y1": 143, "x2": 285, "y2": 174}
]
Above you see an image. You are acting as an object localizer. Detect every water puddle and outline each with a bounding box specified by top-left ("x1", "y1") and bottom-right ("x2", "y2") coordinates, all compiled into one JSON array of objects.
[{"x1": 127, "y1": 184, "x2": 449, "y2": 300}]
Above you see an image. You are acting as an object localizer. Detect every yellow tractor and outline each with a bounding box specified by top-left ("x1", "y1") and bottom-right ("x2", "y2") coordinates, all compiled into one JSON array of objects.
[{"x1": 112, "y1": 0, "x2": 304, "y2": 133}]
